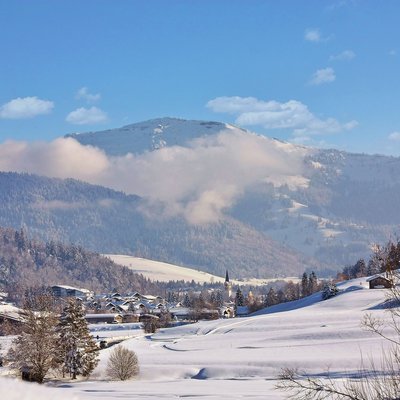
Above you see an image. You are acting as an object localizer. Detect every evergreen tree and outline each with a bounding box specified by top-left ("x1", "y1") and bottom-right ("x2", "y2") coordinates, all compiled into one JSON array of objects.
[
  {"x1": 308, "y1": 272, "x2": 318, "y2": 294},
  {"x1": 183, "y1": 293, "x2": 192, "y2": 308},
  {"x1": 301, "y1": 272, "x2": 309, "y2": 297},
  {"x1": 322, "y1": 281, "x2": 339, "y2": 300},
  {"x1": 235, "y1": 287, "x2": 244, "y2": 307},
  {"x1": 57, "y1": 298, "x2": 99, "y2": 379},
  {"x1": 356, "y1": 259, "x2": 366, "y2": 277}
]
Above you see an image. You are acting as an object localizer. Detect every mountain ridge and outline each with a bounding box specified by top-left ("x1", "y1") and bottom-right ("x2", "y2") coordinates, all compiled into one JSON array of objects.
[{"x1": 65, "y1": 117, "x2": 400, "y2": 268}]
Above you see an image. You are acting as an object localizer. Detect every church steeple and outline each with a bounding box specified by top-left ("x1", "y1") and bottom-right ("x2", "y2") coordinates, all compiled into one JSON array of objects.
[{"x1": 224, "y1": 270, "x2": 232, "y2": 298}]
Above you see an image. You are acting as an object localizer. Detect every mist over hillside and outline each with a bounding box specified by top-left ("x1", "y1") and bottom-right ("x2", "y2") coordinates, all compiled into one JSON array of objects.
[
  {"x1": 0, "y1": 172, "x2": 325, "y2": 278},
  {"x1": 69, "y1": 118, "x2": 400, "y2": 267},
  {"x1": 1, "y1": 118, "x2": 399, "y2": 278}
]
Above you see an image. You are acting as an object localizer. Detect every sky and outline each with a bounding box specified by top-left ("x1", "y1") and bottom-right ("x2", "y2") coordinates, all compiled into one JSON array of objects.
[{"x1": 0, "y1": 0, "x2": 400, "y2": 155}]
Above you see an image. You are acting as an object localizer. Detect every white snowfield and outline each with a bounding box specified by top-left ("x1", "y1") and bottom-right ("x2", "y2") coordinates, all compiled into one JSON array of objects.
[
  {"x1": 0, "y1": 277, "x2": 395, "y2": 399},
  {"x1": 106, "y1": 254, "x2": 297, "y2": 285}
]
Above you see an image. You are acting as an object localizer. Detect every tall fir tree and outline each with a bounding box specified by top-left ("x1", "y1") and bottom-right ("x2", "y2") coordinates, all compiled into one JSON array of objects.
[
  {"x1": 57, "y1": 298, "x2": 99, "y2": 379},
  {"x1": 235, "y1": 287, "x2": 244, "y2": 307},
  {"x1": 308, "y1": 271, "x2": 318, "y2": 294},
  {"x1": 301, "y1": 272, "x2": 309, "y2": 297}
]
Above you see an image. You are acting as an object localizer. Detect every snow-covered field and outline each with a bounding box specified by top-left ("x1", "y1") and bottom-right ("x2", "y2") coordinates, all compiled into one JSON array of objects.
[
  {"x1": 106, "y1": 254, "x2": 298, "y2": 285},
  {"x1": 0, "y1": 277, "x2": 394, "y2": 399}
]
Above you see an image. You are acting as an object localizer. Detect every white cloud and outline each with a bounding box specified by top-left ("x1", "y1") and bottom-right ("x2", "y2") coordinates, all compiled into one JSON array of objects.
[
  {"x1": 66, "y1": 106, "x2": 108, "y2": 125},
  {"x1": 0, "y1": 131, "x2": 308, "y2": 225},
  {"x1": 329, "y1": 50, "x2": 356, "y2": 61},
  {"x1": 389, "y1": 132, "x2": 400, "y2": 141},
  {"x1": 76, "y1": 87, "x2": 101, "y2": 102},
  {"x1": 206, "y1": 96, "x2": 357, "y2": 136},
  {"x1": 0, "y1": 96, "x2": 54, "y2": 119},
  {"x1": 309, "y1": 67, "x2": 336, "y2": 85},
  {"x1": 304, "y1": 29, "x2": 321, "y2": 42}
]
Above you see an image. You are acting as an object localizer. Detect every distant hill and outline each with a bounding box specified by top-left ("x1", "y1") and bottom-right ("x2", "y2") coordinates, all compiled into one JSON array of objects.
[
  {"x1": 0, "y1": 226, "x2": 159, "y2": 295},
  {"x1": 0, "y1": 172, "x2": 327, "y2": 278}
]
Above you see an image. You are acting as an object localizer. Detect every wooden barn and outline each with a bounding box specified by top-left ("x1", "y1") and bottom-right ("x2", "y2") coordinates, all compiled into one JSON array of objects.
[{"x1": 366, "y1": 275, "x2": 393, "y2": 289}]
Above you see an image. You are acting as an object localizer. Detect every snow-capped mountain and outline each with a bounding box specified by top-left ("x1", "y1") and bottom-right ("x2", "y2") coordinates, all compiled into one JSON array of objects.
[
  {"x1": 67, "y1": 118, "x2": 400, "y2": 269},
  {"x1": 66, "y1": 117, "x2": 241, "y2": 155}
]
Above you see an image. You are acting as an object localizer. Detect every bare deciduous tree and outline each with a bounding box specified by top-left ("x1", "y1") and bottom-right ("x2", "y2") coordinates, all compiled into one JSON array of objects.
[
  {"x1": 106, "y1": 345, "x2": 139, "y2": 381},
  {"x1": 8, "y1": 291, "x2": 60, "y2": 383}
]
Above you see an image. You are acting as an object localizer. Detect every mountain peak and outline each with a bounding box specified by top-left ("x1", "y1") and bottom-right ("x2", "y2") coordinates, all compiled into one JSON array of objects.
[{"x1": 65, "y1": 117, "x2": 232, "y2": 156}]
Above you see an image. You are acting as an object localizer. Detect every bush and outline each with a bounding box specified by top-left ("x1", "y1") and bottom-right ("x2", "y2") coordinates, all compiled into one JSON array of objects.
[
  {"x1": 106, "y1": 345, "x2": 139, "y2": 381},
  {"x1": 142, "y1": 317, "x2": 159, "y2": 334}
]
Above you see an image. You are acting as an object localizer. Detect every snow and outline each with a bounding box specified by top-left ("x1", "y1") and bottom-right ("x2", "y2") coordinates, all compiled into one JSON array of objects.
[
  {"x1": 106, "y1": 254, "x2": 225, "y2": 284},
  {"x1": 107, "y1": 254, "x2": 294, "y2": 285},
  {"x1": 1, "y1": 276, "x2": 395, "y2": 399}
]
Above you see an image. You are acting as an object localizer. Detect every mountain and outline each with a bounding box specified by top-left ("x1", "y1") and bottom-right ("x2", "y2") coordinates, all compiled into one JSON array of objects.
[
  {"x1": 66, "y1": 117, "x2": 239, "y2": 155},
  {"x1": 68, "y1": 118, "x2": 400, "y2": 268},
  {"x1": 0, "y1": 172, "x2": 326, "y2": 278}
]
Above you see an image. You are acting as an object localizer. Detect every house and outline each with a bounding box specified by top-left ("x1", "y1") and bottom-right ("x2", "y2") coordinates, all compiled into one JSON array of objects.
[
  {"x1": 0, "y1": 303, "x2": 24, "y2": 330},
  {"x1": 85, "y1": 313, "x2": 123, "y2": 324},
  {"x1": 366, "y1": 275, "x2": 393, "y2": 289},
  {"x1": 51, "y1": 285, "x2": 93, "y2": 299}
]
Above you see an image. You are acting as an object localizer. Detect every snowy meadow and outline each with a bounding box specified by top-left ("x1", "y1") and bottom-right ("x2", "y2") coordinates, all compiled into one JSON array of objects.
[{"x1": 0, "y1": 277, "x2": 394, "y2": 399}]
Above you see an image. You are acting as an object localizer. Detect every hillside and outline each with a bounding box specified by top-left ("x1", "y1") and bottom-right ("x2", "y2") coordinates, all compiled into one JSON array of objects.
[
  {"x1": 1, "y1": 276, "x2": 392, "y2": 399},
  {"x1": 0, "y1": 172, "x2": 326, "y2": 278},
  {"x1": 68, "y1": 117, "x2": 400, "y2": 267},
  {"x1": 3, "y1": 117, "x2": 400, "y2": 276},
  {"x1": 0, "y1": 226, "x2": 159, "y2": 295}
]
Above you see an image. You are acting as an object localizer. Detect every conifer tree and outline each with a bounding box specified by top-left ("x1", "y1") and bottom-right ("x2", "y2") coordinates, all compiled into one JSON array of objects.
[
  {"x1": 57, "y1": 298, "x2": 99, "y2": 379},
  {"x1": 321, "y1": 281, "x2": 339, "y2": 300},
  {"x1": 235, "y1": 287, "x2": 244, "y2": 307},
  {"x1": 308, "y1": 272, "x2": 318, "y2": 294},
  {"x1": 301, "y1": 272, "x2": 309, "y2": 297}
]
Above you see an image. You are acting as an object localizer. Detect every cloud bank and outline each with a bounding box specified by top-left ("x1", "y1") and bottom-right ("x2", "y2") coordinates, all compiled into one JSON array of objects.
[
  {"x1": 0, "y1": 96, "x2": 54, "y2": 119},
  {"x1": 0, "y1": 131, "x2": 308, "y2": 224},
  {"x1": 207, "y1": 96, "x2": 357, "y2": 137}
]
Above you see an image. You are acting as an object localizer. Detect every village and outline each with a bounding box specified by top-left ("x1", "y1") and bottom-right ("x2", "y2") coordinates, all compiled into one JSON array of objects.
[{"x1": 0, "y1": 270, "x2": 252, "y2": 348}]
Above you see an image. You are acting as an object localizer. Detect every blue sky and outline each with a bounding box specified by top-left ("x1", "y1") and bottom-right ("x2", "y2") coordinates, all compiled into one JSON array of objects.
[{"x1": 0, "y1": 0, "x2": 399, "y2": 155}]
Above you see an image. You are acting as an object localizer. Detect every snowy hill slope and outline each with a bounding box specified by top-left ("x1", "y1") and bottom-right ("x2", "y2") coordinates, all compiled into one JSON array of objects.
[
  {"x1": 66, "y1": 117, "x2": 239, "y2": 156},
  {"x1": 4, "y1": 276, "x2": 392, "y2": 399},
  {"x1": 106, "y1": 254, "x2": 296, "y2": 285},
  {"x1": 106, "y1": 254, "x2": 225, "y2": 284}
]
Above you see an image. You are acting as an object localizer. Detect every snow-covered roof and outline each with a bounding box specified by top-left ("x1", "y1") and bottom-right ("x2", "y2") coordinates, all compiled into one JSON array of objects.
[
  {"x1": 0, "y1": 303, "x2": 23, "y2": 321},
  {"x1": 52, "y1": 284, "x2": 92, "y2": 294},
  {"x1": 366, "y1": 274, "x2": 391, "y2": 282}
]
